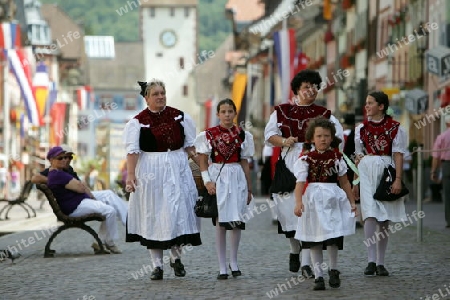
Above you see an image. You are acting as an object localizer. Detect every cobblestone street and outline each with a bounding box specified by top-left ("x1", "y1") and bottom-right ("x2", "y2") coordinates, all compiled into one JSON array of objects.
[{"x1": 1, "y1": 197, "x2": 449, "y2": 300}]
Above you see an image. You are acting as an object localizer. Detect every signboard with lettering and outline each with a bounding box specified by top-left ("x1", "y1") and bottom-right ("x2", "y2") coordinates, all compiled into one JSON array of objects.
[{"x1": 426, "y1": 45, "x2": 450, "y2": 77}]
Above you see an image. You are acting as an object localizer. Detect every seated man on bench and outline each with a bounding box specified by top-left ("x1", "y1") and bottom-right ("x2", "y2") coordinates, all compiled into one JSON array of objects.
[
  {"x1": 31, "y1": 144, "x2": 128, "y2": 227},
  {"x1": 43, "y1": 146, "x2": 122, "y2": 254}
]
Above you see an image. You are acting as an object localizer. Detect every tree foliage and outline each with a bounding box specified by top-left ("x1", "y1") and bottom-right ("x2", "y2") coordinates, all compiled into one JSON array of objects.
[{"x1": 39, "y1": 0, "x2": 231, "y2": 51}]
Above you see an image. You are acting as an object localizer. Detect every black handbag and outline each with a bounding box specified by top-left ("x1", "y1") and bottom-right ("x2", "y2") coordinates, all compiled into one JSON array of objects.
[
  {"x1": 373, "y1": 165, "x2": 409, "y2": 201},
  {"x1": 194, "y1": 157, "x2": 228, "y2": 218},
  {"x1": 195, "y1": 190, "x2": 218, "y2": 218},
  {"x1": 270, "y1": 148, "x2": 296, "y2": 194}
]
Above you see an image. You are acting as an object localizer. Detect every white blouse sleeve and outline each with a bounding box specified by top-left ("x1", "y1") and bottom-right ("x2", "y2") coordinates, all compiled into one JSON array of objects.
[
  {"x1": 194, "y1": 131, "x2": 211, "y2": 155},
  {"x1": 182, "y1": 113, "x2": 196, "y2": 148},
  {"x1": 337, "y1": 157, "x2": 348, "y2": 177},
  {"x1": 392, "y1": 126, "x2": 408, "y2": 154},
  {"x1": 330, "y1": 115, "x2": 344, "y2": 151},
  {"x1": 241, "y1": 131, "x2": 255, "y2": 159},
  {"x1": 354, "y1": 124, "x2": 364, "y2": 155},
  {"x1": 294, "y1": 156, "x2": 309, "y2": 182},
  {"x1": 264, "y1": 111, "x2": 281, "y2": 146},
  {"x1": 123, "y1": 119, "x2": 141, "y2": 154}
]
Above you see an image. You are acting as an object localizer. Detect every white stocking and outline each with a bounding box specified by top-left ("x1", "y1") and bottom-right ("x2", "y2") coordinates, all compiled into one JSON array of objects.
[
  {"x1": 377, "y1": 221, "x2": 389, "y2": 265},
  {"x1": 289, "y1": 238, "x2": 301, "y2": 254},
  {"x1": 364, "y1": 217, "x2": 377, "y2": 263},
  {"x1": 301, "y1": 248, "x2": 311, "y2": 267},
  {"x1": 310, "y1": 245, "x2": 323, "y2": 279},
  {"x1": 149, "y1": 249, "x2": 163, "y2": 268},
  {"x1": 327, "y1": 245, "x2": 338, "y2": 270},
  {"x1": 229, "y1": 229, "x2": 241, "y2": 271},
  {"x1": 216, "y1": 223, "x2": 227, "y2": 274},
  {"x1": 170, "y1": 245, "x2": 182, "y2": 263}
]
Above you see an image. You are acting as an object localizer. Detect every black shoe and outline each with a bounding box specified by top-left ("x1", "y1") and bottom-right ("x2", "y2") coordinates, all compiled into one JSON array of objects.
[
  {"x1": 301, "y1": 265, "x2": 314, "y2": 278},
  {"x1": 289, "y1": 253, "x2": 300, "y2": 272},
  {"x1": 313, "y1": 277, "x2": 325, "y2": 290},
  {"x1": 217, "y1": 273, "x2": 228, "y2": 280},
  {"x1": 328, "y1": 269, "x2": 341, "y2": 288},
  {"x1": 150, "y1": 267, "x2": 163, "y2": 280},
  {"x1": 170, "y1": 259, "x2": 186, "y2": 277},
  {"x1": 376, "y1": 265, "x2": 389, "y2": 276},
  {"x1": 229, "y1": 264, "x2": 242, "y2": 277},
  {"x1": 364, "y1": 262, "x2": 376, "y2": 276}
]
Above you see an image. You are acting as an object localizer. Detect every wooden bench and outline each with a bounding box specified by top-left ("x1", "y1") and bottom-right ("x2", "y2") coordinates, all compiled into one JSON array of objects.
[
  {"x1": 0, "y1": 181, "x2": 35, "y2": 220},
  {"x1": 36, "y1": 184, "x2": 109, "y2": 257}
]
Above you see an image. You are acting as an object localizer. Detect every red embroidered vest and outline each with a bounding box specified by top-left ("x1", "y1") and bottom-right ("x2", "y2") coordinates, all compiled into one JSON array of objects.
[
  {"x1": 304, "y1": 149, "x2": 342, "y2": 183},
  {"x1": 275, "y1": 103, "x2": 331, "y2": 142},
  {"x1": 359, "y1": 117, "x2": 400, "y2": 155},
  {"x1": 134, "y1": 106, "x2": 185, "y2": 152},
  {"x1": 206, "y1": 125, "x2": 245, "y2": 163}
]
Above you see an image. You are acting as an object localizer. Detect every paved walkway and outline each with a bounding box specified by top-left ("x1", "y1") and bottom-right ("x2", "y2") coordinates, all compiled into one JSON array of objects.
[{"x1": 0, "y1": 193, "x2": 449, "y2": 300}]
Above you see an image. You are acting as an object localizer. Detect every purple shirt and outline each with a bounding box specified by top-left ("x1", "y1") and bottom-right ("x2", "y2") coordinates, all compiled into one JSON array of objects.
[{"x1": 47, "y1": 169, "x2": 90, "y2": 215}]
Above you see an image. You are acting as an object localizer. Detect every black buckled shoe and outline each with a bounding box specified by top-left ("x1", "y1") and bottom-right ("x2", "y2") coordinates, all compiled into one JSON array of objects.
[
  {"x1": 301, "y1": 265, "x2": 314, "y2": 278},
  {"x1": 364, "y1": 262, "x2": 376, "y2": 276},
  {"x1": 328, "y1": 269, "x2": 341, "y2": 288},
  {"x1": 289, "y1": 253, "x2": 300, "y2": 272},
  {"x1": 150, "y1": 267, "x2": 163, "y2": 280},
  {"x1": 313, "y1": 277, "x2": 325, "y2": 290},
  {"x1": 376, "y1": 265, "x2": 389, "y2": 276},
  {"x1": 170, "y1": 259, "x2": 186, "y2": 277},
  {"x1": 217, "y1": 273, "x2": 228, "y2": 280},
  {"x1": 229, "y1": 264, "x2": 242, "y2": 277}
]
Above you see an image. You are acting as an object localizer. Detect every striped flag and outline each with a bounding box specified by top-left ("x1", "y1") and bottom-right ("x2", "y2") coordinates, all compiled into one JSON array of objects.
[
  {"x1": 77, "y1": 86, "x2": 93, "y2": 110},
  {"x1": 45, "y1": 81, "x2": 58, "y2": 115},
  {"x1": 33, "y1": 61, "x2": 50, "y2": 125},
  {"x1": 0, "y1": 23, "x2": 21, "y2": 49},
  {"x1": 4, "y1": 49, "x2": 40, "y2": 125},
  {"x1": 273, "y1": 28, "x2": 296, "y2": 104}
]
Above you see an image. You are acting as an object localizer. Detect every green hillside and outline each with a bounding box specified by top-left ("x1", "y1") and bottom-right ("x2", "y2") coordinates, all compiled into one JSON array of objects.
[{"x1": 39, "y1": 0, "x2": 231, "y2": 51}]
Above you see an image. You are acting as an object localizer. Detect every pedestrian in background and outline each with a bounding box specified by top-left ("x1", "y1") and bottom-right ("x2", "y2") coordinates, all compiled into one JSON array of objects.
[
  {"x1": 431, "y1": 114, "x2": 450, "y2": 228},
  {"x1": 264, "y1": 69, "x2": 344, "y2": 277},
  {"x1": 353, "y1": 91, "x2": 407, "y2": 276},
  {"x1": 195, "y1": 98, "x2": 254, "y2": 279},
  {"x1": 123, "y1": 80, "x2": 201, "y2": 280},
  {"x1": 294, "y1": 117, "x2": 357, "y2": 290}
]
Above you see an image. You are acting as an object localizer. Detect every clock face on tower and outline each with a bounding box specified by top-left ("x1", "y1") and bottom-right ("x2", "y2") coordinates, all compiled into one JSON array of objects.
[{"x1": 160, "y1": 29, "x2": 177, "y2": 48}]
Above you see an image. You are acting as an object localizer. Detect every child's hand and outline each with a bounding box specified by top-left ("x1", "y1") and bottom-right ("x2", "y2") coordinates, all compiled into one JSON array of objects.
[{"x1": 294, "y1": 203, "x2": 304, "y2": 217}]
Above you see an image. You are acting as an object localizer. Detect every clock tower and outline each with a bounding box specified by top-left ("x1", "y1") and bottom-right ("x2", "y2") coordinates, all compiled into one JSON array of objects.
[{"x1": 140, "y1": 0, "x2": 198, "y2": 120}]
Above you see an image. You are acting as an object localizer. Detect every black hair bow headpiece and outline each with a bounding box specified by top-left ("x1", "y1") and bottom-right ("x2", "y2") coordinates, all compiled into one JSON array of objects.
[{"x1": 138, "y1": 81, "x2": 147, "y2": 97}]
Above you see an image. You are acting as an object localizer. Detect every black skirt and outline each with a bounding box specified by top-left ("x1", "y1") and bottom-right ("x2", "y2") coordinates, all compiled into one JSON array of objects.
[
  {"x1": 212, "y1": 218, "x2": 245, "y2": 230},
  {"x1": 126, "y1": 231, "x2": 202, "y2": 250},
  {"x1": 277, "y1": 221, "x2": 295, "y2": 238},
  {"x1": 301, "y1": 236, "x2": 344, "y2": 250}
]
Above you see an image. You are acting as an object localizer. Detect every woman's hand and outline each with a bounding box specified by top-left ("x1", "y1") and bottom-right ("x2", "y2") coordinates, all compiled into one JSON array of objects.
[
  {"x1": 205, "y1": 182, "x2": 216, "y2": 195},
  {"x1": 391, "y1": 178, "x2": 402, "y2": 194},
  {"x1": 125, "y1": 174, "x2": 137, "y2": 193},
  {"x1": 247, "y1": 191, "x2": 252, "y2": 204},
  {"x1": 352, "y1": 185, "x2": 360, "y2": 200},
  {"x1": 294, "y1": 202, "x2": 304, "y2": 217},
  {"x1": 283, "y1": 136, "x2": 298, "y2": 148}
]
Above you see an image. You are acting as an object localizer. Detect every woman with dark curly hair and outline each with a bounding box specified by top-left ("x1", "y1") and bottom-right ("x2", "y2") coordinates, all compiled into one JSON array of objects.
[
  {"x1": 264, "y1": 69, "x2": 344, "y2": 278},
  {"x1": 353, "y1": 91, "x2": 407, "y2": 277}
]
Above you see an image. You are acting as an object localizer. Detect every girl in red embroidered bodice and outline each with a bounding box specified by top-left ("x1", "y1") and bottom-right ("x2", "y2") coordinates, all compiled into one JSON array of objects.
[
  {"x1": 205, "y1": 125, "x2": 245, "y2": 163},
  {"x1": 359, "y1": 117, "x2": 400, "y2": 156},
  {"x1": 134, "y1": 106, "x2": 185, "y2": 152},
  {"x1": 275, "y1": 103, "x2": 331, "y2": 142},
  {"x1": 304, "y1": 149, "x2": 342, "y2": 183}
]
